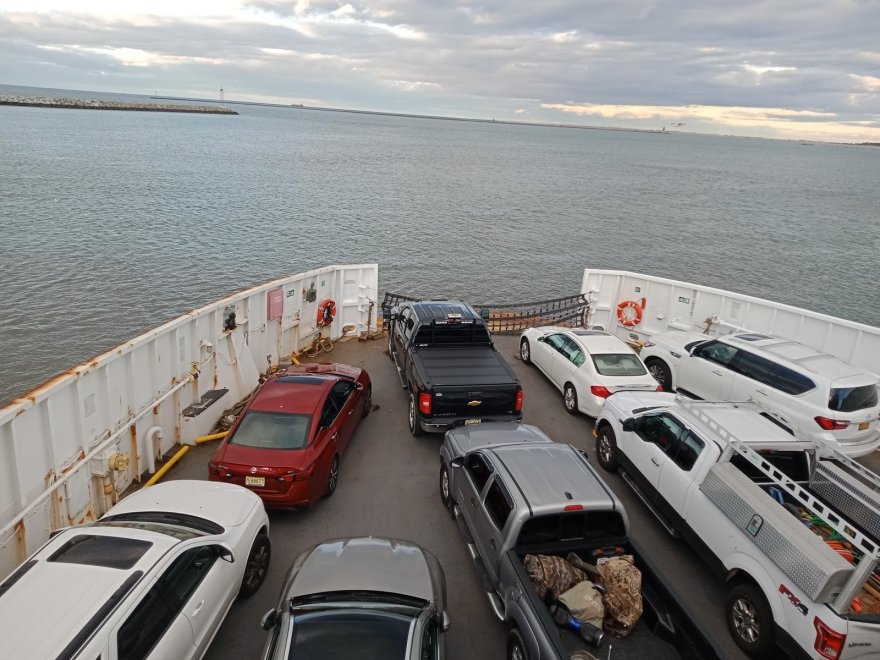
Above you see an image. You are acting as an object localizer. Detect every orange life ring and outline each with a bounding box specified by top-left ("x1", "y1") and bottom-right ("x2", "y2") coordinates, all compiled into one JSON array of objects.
[
  {"x1": 317, "y1": 299, "x2": 336, "y2": 327},
  {"x1": 617, "y1": 299, "x2": 645, "y2": 328}
]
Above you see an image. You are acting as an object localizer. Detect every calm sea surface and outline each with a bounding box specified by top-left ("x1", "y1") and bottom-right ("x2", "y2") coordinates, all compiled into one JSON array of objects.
[{"x1": 1, "y1": 85, "x2": 879, "y2": 405}]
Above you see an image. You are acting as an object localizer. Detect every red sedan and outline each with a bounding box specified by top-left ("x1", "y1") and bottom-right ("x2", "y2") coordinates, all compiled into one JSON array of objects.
[{"x1": 208, "y1": 362, "x2": 371, "y2": 508}]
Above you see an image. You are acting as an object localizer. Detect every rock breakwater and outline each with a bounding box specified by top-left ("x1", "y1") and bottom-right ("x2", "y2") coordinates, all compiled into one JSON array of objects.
[{"x1": 0, "y1": 95, "x2": 238, "y2": 115}]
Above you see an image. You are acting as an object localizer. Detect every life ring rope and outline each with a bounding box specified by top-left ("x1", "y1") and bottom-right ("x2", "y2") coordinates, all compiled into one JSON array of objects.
[
  {"x1": 317, "y1": 299, "x2": 336, "y2": 327},
  {"x1": 617, "y1": 298, "x2": 645, "y2": 328}
]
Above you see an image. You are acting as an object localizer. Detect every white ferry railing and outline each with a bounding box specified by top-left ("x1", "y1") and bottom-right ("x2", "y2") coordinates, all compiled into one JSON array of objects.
[
  {"x1": 0, "y1": 264, "x2": 378, "y2": 579},
  {"x1": 582, "y1": 269, "x2": 880, "y2": 377}
]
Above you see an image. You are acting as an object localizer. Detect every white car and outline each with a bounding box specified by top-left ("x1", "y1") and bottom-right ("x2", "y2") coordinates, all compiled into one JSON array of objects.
[
  {"x1": 519, "y1": 327, "x2": 661, "y2": 417},
  {"x1": 0, "y1": 480, "x2": 270, "y2": 660},
  {"x1": 640, "y1": 330, "x2": 880, "y2": 457}
]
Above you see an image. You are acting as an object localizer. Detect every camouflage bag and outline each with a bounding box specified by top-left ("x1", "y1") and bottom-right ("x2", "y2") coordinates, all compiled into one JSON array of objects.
[
  {"x1": 523, "y1": 554, "x2": 587, "y2": 602},
  {"x1": 596, "y1": 554, "x2": 643, "y2": 638}
]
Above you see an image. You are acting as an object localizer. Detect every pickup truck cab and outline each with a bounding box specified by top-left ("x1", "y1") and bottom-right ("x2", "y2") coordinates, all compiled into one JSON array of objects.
[
  {"x1": 595, "y1": 392, "x2": 880, "y2": 659},
  {"x1": 388, "y1": 301, "x2": 523, "y2": 436},
  {"x1": 440, "y1": 422, "x2": 719, "y2": 660}
]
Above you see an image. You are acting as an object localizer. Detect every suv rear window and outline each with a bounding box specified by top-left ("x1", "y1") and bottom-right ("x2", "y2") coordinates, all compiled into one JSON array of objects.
[
  {"x1": 48, "y1": 535, "x2": 152, "y2": 569},
  {"x1": 829, "y1": 385, "x2": 879, "y2": 412}
]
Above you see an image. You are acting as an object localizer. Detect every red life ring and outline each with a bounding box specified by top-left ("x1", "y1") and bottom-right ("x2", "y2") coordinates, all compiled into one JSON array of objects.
[
  {"x1": 617, "y1": 299, "x2": 644, "y2": 327},
  {"x1": 317, "y1": 299, "x2": 336, "y2": 327}
]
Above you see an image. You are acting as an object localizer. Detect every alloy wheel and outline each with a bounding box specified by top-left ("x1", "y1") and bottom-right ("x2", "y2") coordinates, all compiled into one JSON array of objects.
[{"x1": 731, "y1": 597, "x2": 760, "y2": 643}]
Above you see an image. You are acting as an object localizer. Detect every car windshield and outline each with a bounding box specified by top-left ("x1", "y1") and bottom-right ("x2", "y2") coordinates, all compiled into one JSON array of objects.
[
  {"x1": 592, "y1": 353, "x2": 647, "y2": 376},
  {"x1": 230, "y1": 411, "x2": 311, "y2": 449},
  {"x1": 828, "y1": 385, "x2": 879, "y2": 412},
  {"x1": 287, "y1": 609, "x2": 414, "y2": 659}
]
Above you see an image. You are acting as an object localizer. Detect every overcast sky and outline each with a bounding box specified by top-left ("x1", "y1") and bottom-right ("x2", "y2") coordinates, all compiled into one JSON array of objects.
[{"x1": 2, "y1": 0, "x2": 879, "y2": 142}]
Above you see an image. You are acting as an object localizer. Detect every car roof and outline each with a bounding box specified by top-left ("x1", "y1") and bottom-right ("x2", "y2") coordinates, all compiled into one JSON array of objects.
[
  {"x1": 250, "y1": 374, "x2": 335, "y2": 415},
  {"x1": 410, "y1": 301, "x2": 480, "y2": 323},
  {"x1": 722, "y1": 334, "x2": 875, "y2": 383},
  {"x1": 288, "y1": 537, "x2": 434, "y2": 603},
  {"x1": 0, "y1": 526, "x2": 178, "y2": 658},
  {"x1": 488, "y1": 443, "x2": 616, "y2": 511}
]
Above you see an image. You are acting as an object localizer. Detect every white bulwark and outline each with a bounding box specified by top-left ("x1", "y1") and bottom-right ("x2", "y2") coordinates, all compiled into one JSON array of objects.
[
  {"x1": 0, "y1": 264, "x2": 378, "y2": 579},
  {"x1": 582, "y1": 269, "x2": 880, "y2": 378}
]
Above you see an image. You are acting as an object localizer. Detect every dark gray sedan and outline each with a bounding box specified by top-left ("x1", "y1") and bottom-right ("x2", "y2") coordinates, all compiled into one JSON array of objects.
[{"x1": 260, "y1": 537, "x2": 449, "y2": 660}]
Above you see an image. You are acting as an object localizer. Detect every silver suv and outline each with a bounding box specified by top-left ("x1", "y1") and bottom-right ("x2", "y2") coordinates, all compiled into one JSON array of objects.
[{"x1": 640, "y1": 331, "x2": 880, "y2": 457}]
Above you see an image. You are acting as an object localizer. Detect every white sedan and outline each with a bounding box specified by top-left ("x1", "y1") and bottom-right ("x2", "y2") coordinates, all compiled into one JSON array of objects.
[{"x1": 519, "y1": 327, "x2": 662, "y2": 417}]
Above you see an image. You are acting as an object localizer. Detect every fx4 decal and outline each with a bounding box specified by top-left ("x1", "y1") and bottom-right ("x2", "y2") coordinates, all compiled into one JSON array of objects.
[{"x1": 779, "y1": 584, "x2": 808, "y2": 616}]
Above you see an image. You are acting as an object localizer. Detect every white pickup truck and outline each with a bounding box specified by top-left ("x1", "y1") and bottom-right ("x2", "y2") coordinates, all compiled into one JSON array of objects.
[{"x1": 594, "y1": 392, "x2": 880, "y2": 660}]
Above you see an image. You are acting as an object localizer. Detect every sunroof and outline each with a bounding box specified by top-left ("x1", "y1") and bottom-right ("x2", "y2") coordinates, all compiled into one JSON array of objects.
[
  {"x1": 736, "y1": 333, "x2": 773, "y2": 342},
  {"x1": 48, "y1": 535, "x2": 152, "y2": 569},
  {"x1": 275, "y1": 376, "x2": 328, "y2": 385}
]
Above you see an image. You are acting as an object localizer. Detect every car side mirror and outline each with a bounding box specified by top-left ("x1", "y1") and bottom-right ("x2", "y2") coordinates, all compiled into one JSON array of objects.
[
  {"x1": 537, "y1": 335, "x2": 546, "y2": 343},
  {"x1": 261, "y1": 608, "x2": 279, "y2": 631},
  {"x1": 440, "y1": 611, "x2": 451, "y2": 632},
  {"x1": 217, "y1": 543, "x2": 235, "y2": 563},
  {"x1": 621, "y1": 418, "x2": 636, "y2": 432},
  {"x1": 355, "y1": 382, "x2": 364, "y2": 391},
  {"x1": 450, "y1": 457, "x2": 463, "y2": 468}
]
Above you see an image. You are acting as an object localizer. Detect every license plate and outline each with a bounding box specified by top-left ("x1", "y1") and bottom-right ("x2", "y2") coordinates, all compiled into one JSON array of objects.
[
  {"x1": 859, "y1": 422, "x2": 870, "y2": 431},
  {"x1": 245, "y1": 476, "x2": 265, "y2": 487},
  {"x1": 465, "y1": 419, "x2": 482, "y2": 425}
]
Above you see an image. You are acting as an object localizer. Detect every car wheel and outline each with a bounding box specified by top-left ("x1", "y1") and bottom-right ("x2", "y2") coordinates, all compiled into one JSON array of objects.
[
  {"x1": 520, "y1": 338, "x2": 532, "y2": 365},
  {"x1": 596, "y1": 425, "x2": 619, "y2": 471},
  {"x1": 409, "y1": 393, "x2": 425, "y2": 437},
  {"x1": 563, "y1": 383, "x2": 579, "y2": 415},
  {"x1": 646, "y1": 358, "x2": 672, "y2": 391},
  {"x1": 507, "y1": 627, "x2": 529, "y2": 660},
  {"x1": 439, "y1": 462, "x2": 452, "y2": 512},
  {"x1": 362, "y1": 385, "x2": 372, "y2": 418},
  {"x1": 726, "y1": 583, "x2": 775, "y2": 658},
  {"x1": 238, "y1": 533, "x2": 271, "y2": 599},
  {"x1": 327, "y1": 454, "x2": 339, "y2": 496}
]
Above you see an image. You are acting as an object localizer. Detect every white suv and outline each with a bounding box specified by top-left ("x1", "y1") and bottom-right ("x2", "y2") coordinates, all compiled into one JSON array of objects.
[
  {"x1": 0, "y1": 480, "x2": 270, "y2": 660},
  {"x1": 640, "y1": 331, "x2": 880, "y2": 457}
]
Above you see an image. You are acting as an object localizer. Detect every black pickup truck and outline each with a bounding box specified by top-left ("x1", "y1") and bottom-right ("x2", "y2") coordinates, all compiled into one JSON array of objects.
[{"x1": 387, "y1": 300, "x2": 523, "y2": 436}]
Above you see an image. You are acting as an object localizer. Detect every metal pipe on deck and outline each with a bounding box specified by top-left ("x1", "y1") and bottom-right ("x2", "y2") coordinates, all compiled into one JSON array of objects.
[
  {"x1": 144, "y1": 445, "x2": 190, "y2": 487},
  {"x1": 195, "y1": 432, "x2": 227, "y2": 444}
]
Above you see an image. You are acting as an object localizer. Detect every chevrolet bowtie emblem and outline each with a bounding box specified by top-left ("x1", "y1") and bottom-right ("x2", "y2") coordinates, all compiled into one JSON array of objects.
[{"x1": 467, "y1": 400, "x2": 482, "y2": 407}]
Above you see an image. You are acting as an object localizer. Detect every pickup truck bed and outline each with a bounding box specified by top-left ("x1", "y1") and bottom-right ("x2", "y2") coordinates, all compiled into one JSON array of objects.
[
  {"x1": 413, "y1": 347, "x2": 519, "y2": 387},
  {"x1": 507, "y1": 544, "x2": 715, "y2": 660}
]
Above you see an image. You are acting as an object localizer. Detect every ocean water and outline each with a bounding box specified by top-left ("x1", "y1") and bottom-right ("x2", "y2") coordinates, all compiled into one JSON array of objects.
[{"x1": 1, "y1": 85, "x2": 879, "y2": 405}]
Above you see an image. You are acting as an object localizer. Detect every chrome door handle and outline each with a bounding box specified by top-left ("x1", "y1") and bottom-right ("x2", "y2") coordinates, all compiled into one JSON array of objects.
[
  {"x1": 489, "y1": 539, "x2": 496, "y2": 550},
  {"x1": 348, "y1": 409, "x2": 354, "y2": 415},
  {"x1": 712, "y1": 370, "x2": 725, "y2": 376},
  {"x1": 470, "y1": 498, "x2": 476, "y2": 508},
  {"x1": 191, "y1": 600, "x2": 205, "y2": 617},
  {"x1": 651, "y1": 457, "x2": 660, "y2": 466},
  {"x1": 331, "y1": 432, "x2": 338, "y2": 441},
  {"x1": 756, "y1": 388, "x2": 769, "y2": 395}
]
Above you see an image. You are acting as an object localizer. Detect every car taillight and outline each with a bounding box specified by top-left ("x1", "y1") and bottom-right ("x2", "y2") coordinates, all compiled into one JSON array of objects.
[
  {"x1": 515, "y1": 389, "x2": 524, "y2": 412},
  {"x1": 208, "y1": 462, "x2": 231, "y2": 478},
  {"x1": 277, "y1": 465, "x2": 315, "y2": 482},
  {"x1": 419, "y1": 392, "x2": 432, "y2": 415},
  {"x1": 814, "y1": 617, "x2": 845, "y2": 659},
  {"x1": 655, "y1": 385, "x2": 663, "y2": 392},
  {"x1": 591, "y1": 385, "x2": 612, "y2": 398},
  {"x1": 815, "y1": 416, "x2": 849, "y2": 431}
]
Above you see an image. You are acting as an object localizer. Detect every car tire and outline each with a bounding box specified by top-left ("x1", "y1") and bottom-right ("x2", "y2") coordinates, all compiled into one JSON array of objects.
[
  {"x1": 726, "y1": 582, "x2": 775, "y2": 659},
  {"x1": 520, "y1": 338, "x2": 532, "y2": 365},
  {"x1": 409, "y1": 393, "x2": 425, "y2": 437},
  {"x1": 439, "y1": 462, "x2": 454, "y2": 512},
  {"x1": 237, "y1": 533, "x2": 271, "y2": 599},
  {"x1": 563, "y1": 383, "x2": 579, "y2": 415},
  {"x1": 327, "y1": 454, "x2": 339, "y2": 496},
  {"x1": 646, "y1": 358, "x2": 673, "y2": 391},
  {"x1": 596, "y1": 424, "x2": 619, "y2": 471},
  {"x1": 507, "y1": 627, "x2": 529, "y2": 660},
  {"x1": 362, "y1": 385, "x2": 372, "y2": 418}
]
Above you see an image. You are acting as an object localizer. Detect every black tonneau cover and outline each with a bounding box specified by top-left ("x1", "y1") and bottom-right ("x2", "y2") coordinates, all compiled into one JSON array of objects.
[{"x1": 413, "y1": 346, "x2": 518, "y2": 388}]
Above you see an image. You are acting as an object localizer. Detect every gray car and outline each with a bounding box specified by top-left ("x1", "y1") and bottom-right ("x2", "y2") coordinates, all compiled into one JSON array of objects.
[{"x1": 260, "y1": 537, "x2": 449, "y2": 660}]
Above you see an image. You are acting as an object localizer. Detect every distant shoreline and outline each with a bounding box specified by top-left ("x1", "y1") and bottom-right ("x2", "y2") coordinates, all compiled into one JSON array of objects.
[
  {"x1": 152, "y1": 95, "x2": 668, "y2": 135},
  {"x1": 0, "y1": 95, "x2": 237, "y2": 115}
]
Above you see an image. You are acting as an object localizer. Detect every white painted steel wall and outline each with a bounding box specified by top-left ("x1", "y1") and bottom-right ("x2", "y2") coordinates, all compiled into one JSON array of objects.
[
  {"x1": 582, "y1": 269, "x2": 880, "y2": 377},
  {"x1": 0, "y1": 264, "x2": 378, "y2": 579}
]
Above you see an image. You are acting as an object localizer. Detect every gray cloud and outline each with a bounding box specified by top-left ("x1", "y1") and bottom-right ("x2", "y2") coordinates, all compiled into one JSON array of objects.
[{"x1": 1, "y1": 1, "x2": 879, "y2": 140}]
